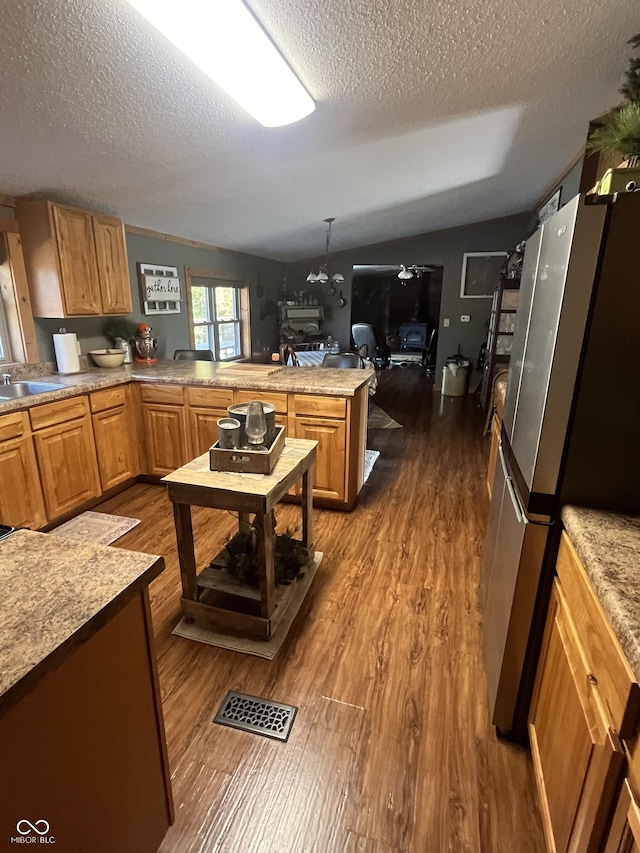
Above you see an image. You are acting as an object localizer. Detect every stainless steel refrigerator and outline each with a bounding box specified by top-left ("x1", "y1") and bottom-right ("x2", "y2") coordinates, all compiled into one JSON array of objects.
[{"x1": 481, "y1": 191, "x2": 640, "y2": 741}]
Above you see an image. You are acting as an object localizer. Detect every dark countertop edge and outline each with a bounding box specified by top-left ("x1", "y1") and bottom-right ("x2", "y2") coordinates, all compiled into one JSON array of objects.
[
  {"x1": 0, "y1": 555, "x2": 164, "y2": 720},
  {"x1": 0, "y1": 363, "x2": 371, "y2": 414},
  {"x1": 561, "y1": 505, "x2": 640, "y2": 681}
]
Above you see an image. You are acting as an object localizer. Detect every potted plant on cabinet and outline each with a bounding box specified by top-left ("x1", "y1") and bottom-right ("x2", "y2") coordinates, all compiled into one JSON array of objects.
[{"x1": 586, "y1": 34, "x2": 640, "y2": 191}]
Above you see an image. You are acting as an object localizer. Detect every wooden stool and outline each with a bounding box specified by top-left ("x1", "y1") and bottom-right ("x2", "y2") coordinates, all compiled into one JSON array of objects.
[{"x1": 163, "y1": 438, "x2": 317, "y2": 640}]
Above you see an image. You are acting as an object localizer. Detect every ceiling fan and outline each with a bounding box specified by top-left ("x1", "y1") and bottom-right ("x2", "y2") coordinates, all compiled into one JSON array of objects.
[{"x1": 397, "y1": 264, "x2": 434, "y2": 280}]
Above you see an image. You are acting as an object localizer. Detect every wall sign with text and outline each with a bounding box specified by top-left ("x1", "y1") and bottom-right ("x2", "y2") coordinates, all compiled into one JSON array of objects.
[
  {"x1": 137, "y1": 263, "x2": 182, "y2": 314},
  {"x1": 143, "y1": 274, "x2": 182, "y2": 301}
]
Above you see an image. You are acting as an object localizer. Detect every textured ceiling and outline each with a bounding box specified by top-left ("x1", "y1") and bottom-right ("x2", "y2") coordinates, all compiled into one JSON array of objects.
[{"x1": 0, "y1": 0, "x2": 637, "y2": 260}]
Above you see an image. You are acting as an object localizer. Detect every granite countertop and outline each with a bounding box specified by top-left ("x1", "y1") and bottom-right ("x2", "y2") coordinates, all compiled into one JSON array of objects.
[
  {"x1": 562, "y1": 505, "x2": 640, "y2": 679},
  {"x1": 0, "y1": 530, "x2": 164, "y2": 717},
  {"x1": 0, "y1": 360, "x2": 373, "y2": 414}
]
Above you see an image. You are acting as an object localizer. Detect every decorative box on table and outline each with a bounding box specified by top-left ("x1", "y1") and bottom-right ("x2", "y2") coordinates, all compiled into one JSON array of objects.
[{"x1": 209, "y1": 426, "x2": 286, "y2": 475}]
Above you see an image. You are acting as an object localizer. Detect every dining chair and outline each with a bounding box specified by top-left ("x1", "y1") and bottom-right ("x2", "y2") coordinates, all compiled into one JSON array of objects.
[
  {"x1": 173, "y1": 349, "x2": 214, "y2": 361},
  {"x1": 321, "y1": 352, "x2": 362, "y2": 368}
]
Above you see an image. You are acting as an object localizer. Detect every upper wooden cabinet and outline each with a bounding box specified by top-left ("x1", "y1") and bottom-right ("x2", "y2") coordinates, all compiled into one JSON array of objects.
[{"x1": 15, "y1": 199, "x2": 133, "y2": 317}]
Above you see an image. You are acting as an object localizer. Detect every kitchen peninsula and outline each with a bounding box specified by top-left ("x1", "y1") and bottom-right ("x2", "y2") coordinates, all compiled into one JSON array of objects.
[
  {"x1": 0, "y1": 530, "x2": 171, "y2": 852},
  {"x1": 0, "y1": 360, "x2": 371, "y2": 531}
]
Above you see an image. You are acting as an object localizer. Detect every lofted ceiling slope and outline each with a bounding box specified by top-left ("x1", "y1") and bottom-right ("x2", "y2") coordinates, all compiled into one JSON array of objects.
[{"x1": 0, "y1": 0, "x2": 637, "y2": 260}]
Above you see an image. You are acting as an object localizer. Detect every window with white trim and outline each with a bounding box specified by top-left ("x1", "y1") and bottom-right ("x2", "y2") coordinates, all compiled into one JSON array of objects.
[{"x1": 192, "y1": 283, "x2": 244, "y2": 360}]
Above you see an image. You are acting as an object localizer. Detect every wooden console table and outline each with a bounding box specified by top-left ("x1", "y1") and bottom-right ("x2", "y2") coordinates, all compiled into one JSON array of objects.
[{"x1": 163, "y1": 438, "x2": 317, "y2": 640}]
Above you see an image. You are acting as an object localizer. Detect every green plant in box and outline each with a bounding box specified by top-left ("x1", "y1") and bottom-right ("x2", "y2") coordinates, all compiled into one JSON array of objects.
[
  {"x1": 587, "y1": 35, "x2": 640, "y2": 159},
  {"x1": 587, "y1": 104, "x2": 640, "y2": 158},
  {"x1": 222, "y1": 525, "x2": 311, "y2": 587}
]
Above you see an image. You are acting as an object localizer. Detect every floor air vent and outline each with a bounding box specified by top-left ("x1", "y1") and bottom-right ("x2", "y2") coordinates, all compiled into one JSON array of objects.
[{"x1": 213, "y1": 691, "x2": 297, "y2": 742}]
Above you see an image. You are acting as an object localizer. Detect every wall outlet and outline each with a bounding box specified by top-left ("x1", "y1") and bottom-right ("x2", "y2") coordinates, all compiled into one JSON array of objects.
[
  {"x1": 460, "y1": 315, "x2": 471, "y2": 323},
  {"x1": 443, "y1": 318, "x2": 450, "y2": 327}
]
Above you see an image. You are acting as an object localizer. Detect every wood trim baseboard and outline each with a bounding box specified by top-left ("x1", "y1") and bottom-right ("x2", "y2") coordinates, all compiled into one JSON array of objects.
[
  {"x1": 0, "y1": 194, "x2": 17, "y2": 209},
  {"x1": 125, "y1": 224, "x2": 279, "y2": 264},
  {"x1": 184, "y1": 267, "x2": 196, "y2": 349},
  {"x1": 187, "y1": 266, "x2": 245, "y2": 282}
]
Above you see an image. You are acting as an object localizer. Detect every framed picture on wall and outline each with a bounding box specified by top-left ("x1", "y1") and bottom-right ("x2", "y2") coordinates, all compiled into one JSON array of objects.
[
  {"x1": 537, "y1": 188, "x2": 561, "y2": 225},
  {"x1": 460, "y1": 252, "x2": 508, "y2": 298}
]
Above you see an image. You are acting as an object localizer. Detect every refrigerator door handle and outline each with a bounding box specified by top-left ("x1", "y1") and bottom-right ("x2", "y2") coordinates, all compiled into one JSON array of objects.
[{"x1": 499, "y1": 443, "x2": 525, "y2": 525}]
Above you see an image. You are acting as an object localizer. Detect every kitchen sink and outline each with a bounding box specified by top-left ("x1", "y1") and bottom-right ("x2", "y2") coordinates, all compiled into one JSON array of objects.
[{"x1": 0, "y1": 381, "x2": 66, "y2": 399}]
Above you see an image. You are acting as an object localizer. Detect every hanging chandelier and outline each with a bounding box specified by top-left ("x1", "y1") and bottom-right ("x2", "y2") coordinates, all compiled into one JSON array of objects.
[{"x1": 307, "y1": 218, "x2": 345, "y2": 284}]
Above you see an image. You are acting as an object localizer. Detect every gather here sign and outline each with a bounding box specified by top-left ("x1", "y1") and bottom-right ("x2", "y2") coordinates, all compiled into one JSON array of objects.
[{"x1": 143, "y1": 275, "x2": 182, "y2": 301}]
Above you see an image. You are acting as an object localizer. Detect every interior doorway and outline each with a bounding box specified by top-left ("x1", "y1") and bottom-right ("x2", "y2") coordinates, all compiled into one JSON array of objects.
[{"x1": 350, "y1": 264, "x2": 443, "y2": 368}]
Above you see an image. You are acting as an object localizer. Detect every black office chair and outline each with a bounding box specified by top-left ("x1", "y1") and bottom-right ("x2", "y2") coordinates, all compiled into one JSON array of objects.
[
  {"x1": 321, "y1": 352, "x2": 363, "y2": 368},
  {"x1": 173, "y1": 349, "x2": 214, "y2": 361},
  {"x1": 351, "y1": 323, "x2": 390, "y2": 369}
]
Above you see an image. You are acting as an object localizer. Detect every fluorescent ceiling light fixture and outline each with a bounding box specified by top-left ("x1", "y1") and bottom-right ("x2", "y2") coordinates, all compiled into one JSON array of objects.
[{"x1": 124, "y1": 0, "x2": 315, "y2": 127}]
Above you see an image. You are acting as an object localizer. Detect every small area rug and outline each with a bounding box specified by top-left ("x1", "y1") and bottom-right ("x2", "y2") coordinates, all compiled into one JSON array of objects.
[
  {"x1": 368, "y1": 404, "x2": 402, "y2": 429},
  {"x1": 50, "y1": 511, "x2": 141, "y2": 545},
  {"x1": 172, "y1": 552, "x2": 322, "y2": 659},
  {"x1": 364, "y1": 449, "x2": 380, "y2": 483}
]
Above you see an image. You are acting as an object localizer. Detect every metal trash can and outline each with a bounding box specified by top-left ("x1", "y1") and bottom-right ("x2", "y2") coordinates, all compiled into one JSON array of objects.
[{"x1": 441, "y1": 356, "x2": 470, "y2": 397}]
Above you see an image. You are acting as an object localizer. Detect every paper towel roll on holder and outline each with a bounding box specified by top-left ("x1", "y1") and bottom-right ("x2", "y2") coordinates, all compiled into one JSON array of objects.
[{"x1": 53, "y1": 328, "x2": 82, "y2": 374}]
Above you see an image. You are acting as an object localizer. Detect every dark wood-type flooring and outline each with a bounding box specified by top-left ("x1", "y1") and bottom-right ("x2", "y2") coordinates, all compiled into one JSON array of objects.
[{"x1": 98, "y1": 368, "x2": 544, "y2": 853}]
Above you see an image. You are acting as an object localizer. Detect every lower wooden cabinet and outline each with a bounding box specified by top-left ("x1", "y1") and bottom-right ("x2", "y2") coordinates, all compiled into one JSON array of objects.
[
  {"x1": 605, "y1": 780, "x2": 640, "y2": 852},
  {"x1": 530, "y1": 533, "x2": 640, "y2": 853},
  {"x1": 143, "y1": 404, "x2": 189, "y2": 476},
  {"x1": 91, "y1": 391, "x2": 139, "y2": 491},
  {"x1": 0, "y1": 413, "x2": 46, "y2": 529},
  {"x1": 0, "y1": 589, "x2": 172, "y2": 852},
  {"x1": 189, "y1": 407, "x2": 230, "y2": 457},
  {"x1": 33, "y1": 414, "x2": 101, "y2": 520},
  {"x1": 487, "y1": 412, "x2": 500, "y2": 499},
  {"x1": 529, "y1": 581, "x2": 625, "y2": 852},
  {"x1": 0, "y1": 379, "x2": 368, "y2": 520},
  {"x1": 292, "y1": 416, "x2": 346, "y2": 502}
]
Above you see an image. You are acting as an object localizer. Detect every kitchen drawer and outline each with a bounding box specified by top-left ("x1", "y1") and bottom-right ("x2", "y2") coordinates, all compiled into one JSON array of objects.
[
  {"x1": 235, "y1": 389, "x2": 288, "y2": 414},
  {"x1": 556, "y1": 531, "x2": 640, "y2": 738},
  {"x1": 0, "y1": 411, "x2": 28, "y2": 442},
  {"x1": 291, "y1": 394, "x2": 346, "y2": 419},
  {"x1": 29, "y1": 395, "x2": 89, "y2": 430},
  {"x1": 90, "y1": 385, "x2": 127, "y2": 413},
  {"x1": 186, "y1": 386, "x2": 234, "y2": 410},
  {"x1": 140, "y1": 384, "x2": 185, "y2": 406}
]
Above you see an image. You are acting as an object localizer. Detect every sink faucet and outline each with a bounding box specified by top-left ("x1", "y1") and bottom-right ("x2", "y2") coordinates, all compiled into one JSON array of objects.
[{"x1": 1, "y1": 374, "x2": 11, "y2": 385}]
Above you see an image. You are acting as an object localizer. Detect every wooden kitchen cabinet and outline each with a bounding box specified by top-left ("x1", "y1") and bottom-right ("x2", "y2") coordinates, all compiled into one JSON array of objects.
[
  {"x1": 31, "y1": 396, "x2": 101, "y2": 520},
  {"x1": 529, "y1": 533, "x2": 640, "y2": 853},
  {"x1": 604, "y1": 780, "x2": 640, "y2": 852},
  {"x1": 90, "y1": 385, "x2": 140, "y2": 491},
  {"x1": 186, "y1": 386, "x2": 235, "y2": 457},
  {"x1": 15, "y1": 199, "x2": 132, "y2": 317},
  {"x1": 0, "y1": 411, "x2": 47, "y2": 529},
  {"x1": 290, "y1": 393, "x2": 351, "y2": 503},
  {"x1": 92, "y1": 213, "x2": 132, "y2": 315},
  {"x1": 487, "y1": 411, "x2": 500, "y2": 499},
  {"x1": 292, "y1": 416, "x2": 346, "y2": 502},
  {"x1": 141, "y1": 385, "x2": 189, "y2": 476}
]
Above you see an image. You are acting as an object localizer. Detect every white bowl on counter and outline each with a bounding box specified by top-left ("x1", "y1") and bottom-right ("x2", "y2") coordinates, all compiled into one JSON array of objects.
[{"x1": 89, "y1": 349, "x2": 126, "y2": 368}]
